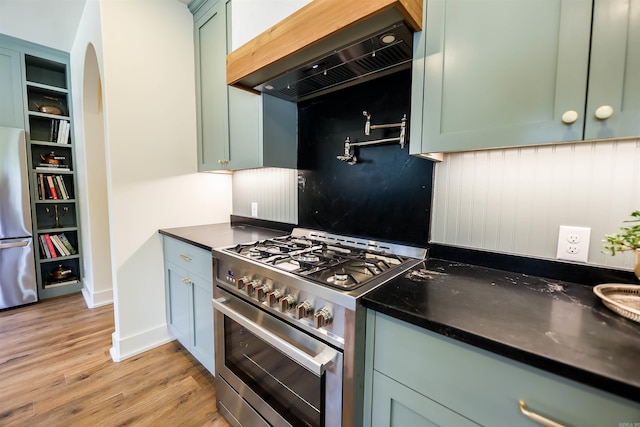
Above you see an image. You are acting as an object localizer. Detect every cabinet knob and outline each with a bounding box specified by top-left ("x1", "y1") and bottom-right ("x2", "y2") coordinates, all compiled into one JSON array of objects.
[
  {"x1": 561, "y1": 110, "x2": 578, "y2": 124},
  {"x1": 218, "y1": 159, "x2": 229, "y2": 165},
  {"x1": 594, "y1": 105, "x2": 613, "y2": 120},
  {"x1": 179, "y1": 254, "x2": 192, "y2": 261},
  {"x1": 181, "y1": 277, "x2": 192, "y2": 285}
]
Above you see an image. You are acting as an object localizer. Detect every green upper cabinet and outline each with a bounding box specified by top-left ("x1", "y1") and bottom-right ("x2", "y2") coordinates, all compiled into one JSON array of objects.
[
  {"x1": 191, "y1": 0, "x2": 297, "y2": 172},
  {"x1": 585, "y1": 0, "x2": 640, "y2": 140},
  {"x1": 411, "y1": 0, "x2": 639, "y2": 154},
  {"x1": 194, "y1": 0, "x2": 230, "y2": 171},
  {"x1": 0, "y1": 47, "x2": 24, "y2": 129}
]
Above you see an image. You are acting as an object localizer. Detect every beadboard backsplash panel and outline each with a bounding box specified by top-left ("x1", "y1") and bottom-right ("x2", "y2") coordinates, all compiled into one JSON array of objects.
[
  {"x1": 431, "y1": 138, "x2": 640, "y2": 271},
  {"x1": 232, "y1": 167, "x2": 298, "y2": 224}
]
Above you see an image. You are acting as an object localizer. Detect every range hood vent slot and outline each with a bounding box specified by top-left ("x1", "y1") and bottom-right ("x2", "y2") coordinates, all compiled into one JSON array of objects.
[
  {"x1": 227, "y1": 0, "x2": 422, "y2": 103},
  {"x1": 255, "y1": 23, "x2": 413, "y2": 102}
]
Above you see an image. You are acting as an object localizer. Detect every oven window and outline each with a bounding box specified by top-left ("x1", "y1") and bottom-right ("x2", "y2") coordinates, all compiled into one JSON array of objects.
[{"x1": 224, "y1": 317, "x2": 323, "y2": 427}]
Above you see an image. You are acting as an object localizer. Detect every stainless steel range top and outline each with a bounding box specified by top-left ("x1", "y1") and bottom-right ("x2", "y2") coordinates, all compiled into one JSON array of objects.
[
  {"x1": 222, "y1": 228, "x2": 424, "y2": 291},
  {"x1": 213, "y1": 228, "x2": 427, "y2": 349}
]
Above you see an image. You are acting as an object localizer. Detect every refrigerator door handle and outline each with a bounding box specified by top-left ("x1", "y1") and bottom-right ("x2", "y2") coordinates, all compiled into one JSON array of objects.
[{"x1": 0, "y1": 241, "x2": 29, "y2": 249}]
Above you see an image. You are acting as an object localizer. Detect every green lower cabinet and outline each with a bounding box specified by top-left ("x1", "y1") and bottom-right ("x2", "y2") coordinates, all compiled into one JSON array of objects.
[
  {"x1": 166, "y1": 265, "x2": 192, "y2": 346},
  {"x1": 371, "y1": 371, "x2": 478, "y2": 427},
  {"x1": 365, "y1": 312, "x2": 640, "y2": 426},
  {"x1": 163, "y1": 236, "x2": 214, "y2": 375}
]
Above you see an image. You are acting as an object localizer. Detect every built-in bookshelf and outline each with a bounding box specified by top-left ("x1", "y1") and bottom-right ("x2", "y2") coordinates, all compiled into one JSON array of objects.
[{"x1": 23, "y1": 53, "x2": 83, "y2": 298}]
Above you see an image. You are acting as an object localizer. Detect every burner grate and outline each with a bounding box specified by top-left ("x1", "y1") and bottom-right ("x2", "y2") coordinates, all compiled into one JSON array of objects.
[{"x1": 224, "y1": 233, "x2": 417, "y2": 291}]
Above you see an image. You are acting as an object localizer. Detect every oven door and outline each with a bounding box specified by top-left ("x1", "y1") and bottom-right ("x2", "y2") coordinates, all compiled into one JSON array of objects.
[{"x1": 213, "y1": 293, "x2": 343, "y2": 427}]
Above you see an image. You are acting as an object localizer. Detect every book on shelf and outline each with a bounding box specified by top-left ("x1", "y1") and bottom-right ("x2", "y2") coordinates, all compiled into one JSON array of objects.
[
  {"x1": 39, "y1": 235, "x2": 51, "y2": 258},
  {"x1": 49, "y1": 119, "x2": 59, "y2": 142},
  {"x1": 37, "y1": 173, "x2": 45, "y2": 200},
  {"x1": 55, "y1": 175, "x2": 69, "y2": 199},
  {"x1": 45, "y1": 175, "x2": 58, "y2": 199},
  {"x1": 42, "y1": 234, "x2": 57, "y2": 258},
  {"x1": 45, "y1": 276, "x2": 79, "y2": 288},
  {"x1": 57, "y1": 120, "x2": 66, "y2": 144},
  {"x1": 48, "y1": 119, "x2": 70, "y2": 144},
  {"x1": 58, "y1": 233, "x2": 77, "y2": 255},
  {"x1": 40, "y1": 233, "x2": 77, "y2": 258},
  {"x1": 36, "y1": 164, "x2": 70, "y2": 171},
  {"x1": 50, "y1": 234, "x2": 70, "y2": 257},
  {"x1": 38, "y1": 174, "x2": 70, "y2": 200}
]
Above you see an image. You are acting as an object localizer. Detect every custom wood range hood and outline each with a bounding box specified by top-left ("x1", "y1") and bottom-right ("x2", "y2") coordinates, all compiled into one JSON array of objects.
[{"x1": 226, "y1": 0, "x2": 423, "y2": 102}]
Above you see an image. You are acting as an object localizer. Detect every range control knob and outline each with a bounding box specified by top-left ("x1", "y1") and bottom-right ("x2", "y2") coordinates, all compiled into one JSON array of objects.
[
  {"x1": 266, "y1": 289, "x2": 284, "y2": 306},
  {"x1": 296, "y1": 301, "x2": 313, "y2": 319},
  {"x1": 279, "y1": 294, "x2": 296, "y2": 312},
  {"x1": 247, "y1": 280, "x2": 261, "y2": 296},
  {"x1": 256, "y1": 284, "x2": 273, "y2": 302},
  {"x1": 235, "y1": 276, "x2": 249, "y2": 290},
  {"x1": 314, "y1": 307, "x2": 332, "y2": 328}
]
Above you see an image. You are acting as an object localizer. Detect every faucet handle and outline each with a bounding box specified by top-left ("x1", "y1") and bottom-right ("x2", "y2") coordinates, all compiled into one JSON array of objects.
[{"x1": 363, "y1": 111, "x2": 371, "y2": 135}]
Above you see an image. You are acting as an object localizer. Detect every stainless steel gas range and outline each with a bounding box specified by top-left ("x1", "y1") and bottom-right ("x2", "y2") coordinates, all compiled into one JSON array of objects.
[{"x1": 212, "y1": 228, "x2": 427, "y2": 427}]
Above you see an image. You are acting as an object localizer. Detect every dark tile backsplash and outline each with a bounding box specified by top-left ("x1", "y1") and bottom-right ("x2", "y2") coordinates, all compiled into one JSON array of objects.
[{"x1": 297, "y1": 70, "x2": 434, "y2": 247}]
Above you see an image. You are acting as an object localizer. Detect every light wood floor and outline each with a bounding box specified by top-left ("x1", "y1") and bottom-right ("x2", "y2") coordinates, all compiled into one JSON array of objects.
[{"x1": 0, "y1": 293, "x2": 230, "y2": 427}]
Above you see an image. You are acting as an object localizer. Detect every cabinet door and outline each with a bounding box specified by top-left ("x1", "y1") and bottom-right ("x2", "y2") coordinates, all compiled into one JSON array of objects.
[
  {"x1": 0, "y1": 47, "x2": 24, "y2": 129},
  {"x1": 166, "y1": 263, "x2": 192, "y2": 347},
  {"x1": 371, "y1": 371, "x2": 479, "y2": 427},
  {"x1": 410, "y1": 0, "x2": 592, "y2": 154},
  {"x1": 227, "y1": 85, "x2": 261, "y2": 170},
  {"x1": 585, "y1": 0, "x2": 640, "y2": 139},
  {"x1": 372, "y1": 313, "x2": 640, "y2": 427},
  {"x1": 195, "y1": 0, "x2": 229, "y2": 171},
  {"x1": 191, "y1": 274, "x2": 214, "y2": 375}
]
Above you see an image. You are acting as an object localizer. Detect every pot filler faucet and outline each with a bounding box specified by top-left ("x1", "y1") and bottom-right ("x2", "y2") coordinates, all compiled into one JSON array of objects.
[{"x1": 337, "y1": 111, "x2": 407, "y2": 165}]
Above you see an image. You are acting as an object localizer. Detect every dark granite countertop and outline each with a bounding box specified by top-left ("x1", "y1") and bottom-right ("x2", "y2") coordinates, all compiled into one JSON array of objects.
[
  {"x1": 363, "y1": 258, "x2": 640, "y2": 404},
  {"x1": 158, "y1": 222, "x2": 289, "y2": 251}
]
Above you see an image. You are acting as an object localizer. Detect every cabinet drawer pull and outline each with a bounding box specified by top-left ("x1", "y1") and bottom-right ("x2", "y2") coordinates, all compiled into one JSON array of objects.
[
  {"x1": 561, "y1": 110, "x2": 579, "y2": 124},
  {"x1": 518, "y1": 400, "x2": 566, "y2": 427},
  {"x1": 181, "y1": 278, "x2": 192, "y2": 285},
  {"x1": 179, "y1": 254, "x2": 192, "y2": 261},
  {"x1": 594, "y1": 105, "x2": 613, "y2": 120}
]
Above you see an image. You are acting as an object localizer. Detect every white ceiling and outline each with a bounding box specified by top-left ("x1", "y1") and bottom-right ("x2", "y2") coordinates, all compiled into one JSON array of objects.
[{"x1": 0, "y1": 0, "x2": 87, "y2": 52}]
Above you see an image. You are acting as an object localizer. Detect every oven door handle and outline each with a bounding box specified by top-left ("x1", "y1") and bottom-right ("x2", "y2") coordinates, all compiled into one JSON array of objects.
[{"x1": 213, "y1": 298, "x2": 337, "y2": 376}]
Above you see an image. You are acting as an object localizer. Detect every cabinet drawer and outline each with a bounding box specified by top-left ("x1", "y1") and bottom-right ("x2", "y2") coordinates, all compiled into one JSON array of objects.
[
  {"x1": 371, "y1": 370, "x2": 478, "y2": 426},
  {"x1": 163, "y1": 236, "x2": 212, "y2": 281},
  {"x1": 373, "y1": 313, "x2": 640, "y2": 427}
]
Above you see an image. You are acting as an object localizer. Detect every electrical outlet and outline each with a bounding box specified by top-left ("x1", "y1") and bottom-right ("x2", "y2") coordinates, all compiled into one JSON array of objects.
[
  {"x1": 556, "y1": 226, "x2": 591, "y2": 263},
  {"x1": 251, "y1": 202, "x2": 258, "y2": 218}
]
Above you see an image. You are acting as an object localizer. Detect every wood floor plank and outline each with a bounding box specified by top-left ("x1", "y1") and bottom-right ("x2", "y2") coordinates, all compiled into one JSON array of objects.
[{"x1": 0, "y1": 293, "x2": 230, "y2": 427}]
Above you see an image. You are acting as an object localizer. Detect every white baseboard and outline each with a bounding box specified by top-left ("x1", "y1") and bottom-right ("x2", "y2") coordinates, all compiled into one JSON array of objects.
[
  {"x1": 81, "y1": 283, "x2": 114, "y2": 308},
  {"x1": 109, "y1": 325, "x2": 174, "y2": 362}
]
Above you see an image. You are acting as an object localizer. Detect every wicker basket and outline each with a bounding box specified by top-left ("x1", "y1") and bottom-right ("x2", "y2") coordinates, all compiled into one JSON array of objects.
[{"x1": 593, "y1": 284, "x2": 640, "y2": 323}]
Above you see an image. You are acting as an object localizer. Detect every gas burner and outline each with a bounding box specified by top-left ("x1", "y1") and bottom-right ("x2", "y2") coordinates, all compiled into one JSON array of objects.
[
  {"x1": 298, "y1": 254, "x2": 320, "y2": 263},
  {"x1": 255, "y1": 246, "x2": 283, "y2": 255},
  {"x1": 333, "y1": 272, "x2": 349, "y2": 282},
  {"x1": 326, "y1": 270, "x2": 355, "y2": 287},
  {"x1": 248, "y1": 248, "x2": 261, "y2": 257}
]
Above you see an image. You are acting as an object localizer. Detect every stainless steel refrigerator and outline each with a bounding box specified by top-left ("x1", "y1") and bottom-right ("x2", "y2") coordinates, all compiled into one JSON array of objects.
[{"x1": 0, "y1": 126, "x2": 38, "y2": 309}]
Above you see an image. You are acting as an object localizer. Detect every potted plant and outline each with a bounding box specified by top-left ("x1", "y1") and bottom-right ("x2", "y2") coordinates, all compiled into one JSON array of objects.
[{"x1": 602, "y1": 210, "x2": 640, "y2": 280}]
